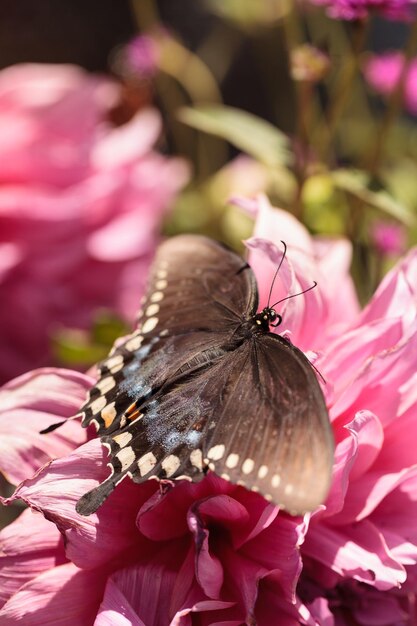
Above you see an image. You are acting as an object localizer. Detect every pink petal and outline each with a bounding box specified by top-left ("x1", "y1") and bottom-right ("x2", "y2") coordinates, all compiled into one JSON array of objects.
[
  {"x1": 370, "y1": 467, "x2": 417, "y2": 563},
  {"x1": 7, "y1": 439, "x2": 157, "y2": 569},
  {"x1": 239, "y1": 513, "x2": 305, "y2": 602},
  {"x1": 0, "y1": 243, "x2": 22, "y2": 280},
  {"x1": 303, "y1": 519, "x2": 406, "y2": 590},
  {"x1": 219, "y1": 546, "x2": 268, "y2": 619},
  {"x1": 250, "y1": 194, "x2": 314, "y2": 253},
  {"x1": 91, "y1": 109, "x2": 161, "y2": 170},
  {"x1": 319, "y1": 426, "x2": 358, "y2": 518},
  {"x1": 94, "y1": 578, "x2": 146, "y2": 626},
  {"x1": 331, "y1": 466, "x2": 415, "y2": 526},
  {"x1": 323, "y1": 317, "x2": 405, "y2": 418},
  {"x1": 0, "y1": 508, "x2": 65, "y2": 607},
  {"x1": 346, "y1": 411, "x2": 384, "y2": 481},
  {"x1": 359, "y1": 247, "x2": 417, "y2": 328},
  {"x1": 137, "y1": 474, "x2": 236, "y2": 542},
  {"x1": 0, "y1": 562, "x2": 106, "y2": 625},
  {"x1": 188, "y1": 503, "x2": 225, "y2": 599},
  {"x1": 0, "y1": 368, "x2": 91, "y2": 484},
  {"x1": 313, "y1": 238, "x2": 360, "y2": 334}
]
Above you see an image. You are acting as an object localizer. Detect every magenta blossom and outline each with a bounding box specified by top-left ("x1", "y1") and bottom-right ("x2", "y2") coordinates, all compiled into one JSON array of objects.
[
  {"x1": 308, "y1": 0, "x2": 416, "y2": 21},
  {"x1": 371, "y1": 221, "x2": 407, "y2": 256},
  {"x1": 364, "y1": 52, "x2": 417, "y2": 115},
  {"x1": 2, "y1": 196, "x2": 417, "y2": 624},
  {"x1": 0, "y1": 371, "x2": 307, "y2": 625},
  {"x1": 123, "y1": 35, "x2": 160, "y2": 80},
  {"x1": 0, "y1": 63, "x2": 189, "y2": 384},
  {"x1": 244, "y1": 195, "x2": 417, "y2": 623}
]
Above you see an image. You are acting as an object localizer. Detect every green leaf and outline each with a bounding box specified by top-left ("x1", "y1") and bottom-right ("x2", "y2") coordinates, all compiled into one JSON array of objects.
[
  {"x1": 91, "y1": 311, "x2": 129, "y2": 346},
  {"x1": 51, "y1": 329, "x2": 109, "y2": 367},
  {"x1": 179, "y1": 105, "x2": 293, "y2": 168},
  {"x1": 332, "y1": 169, "x2": 415, "y2": 226}
]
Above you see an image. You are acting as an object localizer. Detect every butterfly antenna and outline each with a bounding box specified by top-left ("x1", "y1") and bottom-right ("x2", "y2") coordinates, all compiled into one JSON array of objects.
[
  {"x1": 271, "y1": 281, "x2": 317, "y2": 309},
  {"x1": 267, "y1": 240, "x2": 287, "y2": 308}
]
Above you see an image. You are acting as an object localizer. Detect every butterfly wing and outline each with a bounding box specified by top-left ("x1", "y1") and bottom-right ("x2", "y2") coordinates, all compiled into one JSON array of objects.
[
  {"x1": 114, "y1": 331, "x2": 332, "y2": 516},
  {"x1": 76, "y1": 234, "x2": 333, "y2": 516},
  {"x1": 77, "y1": 235, "x2": 259, "y2": 514},
  {"x1": 209, "y1": 332, "x2": 334, "y2": 515}
]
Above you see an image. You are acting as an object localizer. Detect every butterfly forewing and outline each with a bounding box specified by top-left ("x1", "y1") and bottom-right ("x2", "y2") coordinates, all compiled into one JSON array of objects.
[
  {"x1": 135, "y1": 234, "x2": 258, "y2": 337},
  {"x1": 76, "y1": 235, "x2": 333, "y2": 517}
]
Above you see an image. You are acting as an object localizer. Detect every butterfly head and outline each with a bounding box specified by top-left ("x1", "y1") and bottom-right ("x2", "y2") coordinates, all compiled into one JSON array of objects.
[{"x1": 254, "y1": 307, "x2": 283, "y2": 331}]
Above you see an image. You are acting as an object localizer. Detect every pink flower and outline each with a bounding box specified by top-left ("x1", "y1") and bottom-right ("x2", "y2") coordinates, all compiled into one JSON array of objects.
[
  {"x1": 2, "y1": 196, "x2": 417, "y2": 624},
  {"x1": 123, "y1": 36, "x2": 160, "y2": 80},
  {"x1": 245, "y1": 195, "x2": 417, "y2": 623},
  {"x1": 364, "y1": 52, "x2": 417, "y2": 115},
  {"x1": 371, "y1": 221, "x2": 407, "y2": 256},
  {"x1": 308, "y1": 0, "x2": 416, "y2": 21},
  {"x1": 0, "y1": 63, "x2": 189, "y2": 384},
  {"x1": 0, "y1": 371, "x2": 307, "y2": 625}
]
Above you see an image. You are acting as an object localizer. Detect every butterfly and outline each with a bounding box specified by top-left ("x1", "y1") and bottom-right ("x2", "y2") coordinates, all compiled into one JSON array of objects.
[{"x1": 76, "y1": 235, "x2": 334, "y2": 516}]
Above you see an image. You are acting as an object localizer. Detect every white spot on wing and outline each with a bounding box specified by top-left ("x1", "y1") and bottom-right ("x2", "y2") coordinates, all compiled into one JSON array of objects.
[
  {"x1": 116, "y1": 447, "x2": 136, "y2": 471},
  {"x1": 96, "y1": 376, "x2": 116, "y2": 394},
  {"x1": 142, "y1": 317, "x2": 158, "y2": 334},
  {"x1": 113, "y1": 432, "x2": 133, "y2": 447},
  {"x1": 90, "y1": 396, "x2": 107, "y2": 413},
  {"x1": 284, "y1": 483, "x2": 293, "y2": 495},
  {"x1": 242, "y1": 459, "x2": 255, "y2": 475},
  {"x1": 207, "y1": 444, "x2": 225, "y2": 461},
  {"x1": 156, "y1": 279, "x2": 168, "y2": 290},
  {"x1": 105, "y1": 354, "x2": 124, "y2": 374},
  {"x1": 125, "y1": 335, "x2": 143, "y2": 352},
  {"x1": 156, "y1": 269, "x2": 168, "y2": 279},
  {"x1": 258, "y1": 465, "x2": 268, "y2": 479},
  {"x1": 145, "y1": 303, "x2": 160, "y2": 317},
  {"x1": 190, "y1": 449, "x2": 203, "y2": 469},
  {"x1": 138, "y1": 452, "x2": 157, "y2": 476},
  {"x1": 150, "y1": 291, "x2": 164, "y2": 303},
  {"x1": 162, "y1": 454, "x2": 181, "y2": 477},
  {"x1": 271, "y1": 474, "x2": 281, "y2": 488},
  {"x1": 226, "y1": 453, "x2": 239, "y2": 469}
]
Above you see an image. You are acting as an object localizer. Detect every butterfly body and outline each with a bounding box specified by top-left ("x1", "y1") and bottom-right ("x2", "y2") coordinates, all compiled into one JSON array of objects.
[{"x1": 76, "y1": 235, "x2": 334, "y2": 517}]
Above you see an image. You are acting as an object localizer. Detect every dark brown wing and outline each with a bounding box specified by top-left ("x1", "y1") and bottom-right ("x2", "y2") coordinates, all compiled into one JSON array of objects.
[
  {"x1": 76, "y1": 235, "x2": 259, "y2": 514},
  {"x1": 206, "y1": 332, "x2": 334, "y2": 515},
  {"x1": 80, "y1": 235, "x2": 257, "y2": 434},
  {"x1": 77, "y1": 332, "x2": 333, "y2": 516}
]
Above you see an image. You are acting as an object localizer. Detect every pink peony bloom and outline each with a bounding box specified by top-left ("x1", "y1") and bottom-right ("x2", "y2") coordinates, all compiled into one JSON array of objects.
[
  {"x1": 308, "y1": 0, "x2": 416, "y2": 21},
  {"x1": 0, "y1": 63, "x2": 189, "y2": 384},
  {"x1": 2, "y1": 196, "x2": 417, "y2": 624},
  {"x1": 364, "y1": 52, "x2": 417, "y2": 115}
]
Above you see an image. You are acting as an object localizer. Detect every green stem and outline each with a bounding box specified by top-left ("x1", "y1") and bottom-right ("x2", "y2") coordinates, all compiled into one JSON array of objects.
[
  {"x1": 317, "y1": 18, "x2": 369, "y2": 164},
  {"x1": 365, "y1": 18, "x2": 417, "y2": 175}
]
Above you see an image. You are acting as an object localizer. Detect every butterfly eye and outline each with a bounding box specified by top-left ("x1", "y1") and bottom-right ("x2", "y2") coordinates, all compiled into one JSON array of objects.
[{"x1": 269, "y1": 310, "x2": 277, "y2": 319}]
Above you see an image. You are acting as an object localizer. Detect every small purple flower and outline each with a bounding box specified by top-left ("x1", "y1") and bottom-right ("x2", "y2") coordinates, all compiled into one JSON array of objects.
[
  {"x1": 371, "y1": 221, "x2": 407, "y2": 256},
  {"x1": 123, "y1": 35, "x2": 159, "y2": 80},
  {"x1": 309, "y1": 0, "x2": 416, "y2": 21},
  {"x1": 364, "y1": 52, "x2": 417, "y2": 115}
]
